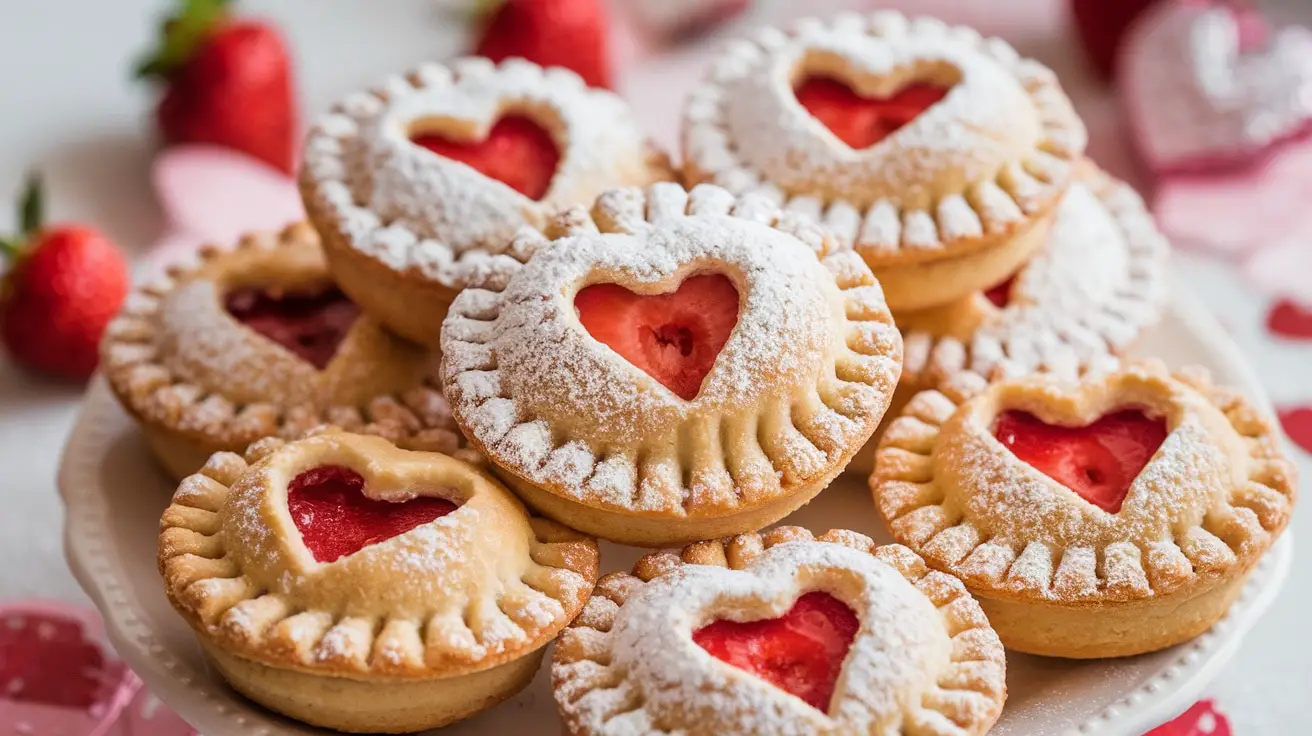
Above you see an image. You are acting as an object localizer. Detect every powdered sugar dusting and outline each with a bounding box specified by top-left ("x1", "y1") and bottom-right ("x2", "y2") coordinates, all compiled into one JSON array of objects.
[
  {"x1": 162, "y1": 433, "x2": 600, "y2": 678},
  {"x1": 681, "y1": 11, "x2": 1086, "y2": 255},
  {"x1": 442, "y1": 183, "x2": 901, "y2": 515},
  {"x1": 303, "y1": 58, "x2": 665, "y2": 289},
  {"x1": 902, "y1": 173, "x2": 1169, "y2": 387},
  {"x1": 875, "y1": 365, "x2": 1285, "y2": 602},
  {"x1": 555, "y1": 540, "x2": 1004, "y2": 735}
]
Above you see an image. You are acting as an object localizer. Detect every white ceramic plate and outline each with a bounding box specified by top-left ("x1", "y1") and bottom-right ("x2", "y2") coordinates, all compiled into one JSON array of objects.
[{"x1": 60, "y1": 283, "x2": 1293, "y2": 736}]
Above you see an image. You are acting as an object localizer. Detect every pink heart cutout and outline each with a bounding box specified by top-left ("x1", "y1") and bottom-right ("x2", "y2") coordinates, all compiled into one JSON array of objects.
[{"x1": 1121, "y1": 0, "x2": 1312, "y2": 174}]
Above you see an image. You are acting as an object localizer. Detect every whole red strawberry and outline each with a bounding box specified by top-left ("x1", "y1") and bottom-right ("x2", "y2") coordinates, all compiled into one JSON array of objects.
[
  {"x1": 1070, "y1": 0, "x2": 1163, "y2": 82},
  {"x1": 0, "y1": 175, "x2": 130, "y2": 381},
  {"x1": 475, "y1": 0, "x2": 614, "y2": 89},
  {"x1": 136, "y1": 0, "x2": 298, "y2": 174}
]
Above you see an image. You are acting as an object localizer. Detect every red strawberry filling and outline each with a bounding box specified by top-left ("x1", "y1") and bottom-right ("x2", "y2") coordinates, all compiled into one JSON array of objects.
[
  {"x1": 574, "y1": 274, "x2": 740, "y2": 400},
  {"x1": 983, "y1": 273, "x2": 1017, "y2": 308},
  {"x1": 693, "y1": 592, "x2": 859, "y2": 712},
  {"x1": 287, "y1": 466, "x2": 458, "y2": 563},
  {"x1": 225, "y1": 286, "x2": 359, "y2": 370},
  {"x1": 794, "y1": 76, "x2": 949, "y2": 149},
  {"x1": 994, "y1": 409, "x2": 1168, "y2": 513},
  {"x1": 0, "y1": 612, "x2": 119, "y2": 710},
  {"x1": 412, "y1": 116, "x2": 561, "y2": 200}
]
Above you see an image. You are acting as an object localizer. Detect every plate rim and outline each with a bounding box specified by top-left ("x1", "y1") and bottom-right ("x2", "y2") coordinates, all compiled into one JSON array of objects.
[{"x1": 60, "y1": 285, "x2": 1296, "y2": 736}]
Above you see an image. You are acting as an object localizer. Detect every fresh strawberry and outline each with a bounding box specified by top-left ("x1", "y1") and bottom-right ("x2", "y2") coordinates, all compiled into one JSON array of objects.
[
  {"x1": 795, "y1": 77, "x2": 948, "y2": 149},
  {"x1": 136, "y1": 0, "x2": 298, "y2": 174},
  {"x1": 1070, "y1": 0, "x2": 1163, "y2": 82},
  {"x1": 0, "y1": 175, "x2": 130, "y2": 381},
  {"x1": 575, "y1": 274, "x2": 739, "y2": 400},
  {"x1": 412, "y1": 115, "x2": 561, "y2": 199},
  {"x1": 475, "y1": 0, "x2": 614, "y2": 89}
]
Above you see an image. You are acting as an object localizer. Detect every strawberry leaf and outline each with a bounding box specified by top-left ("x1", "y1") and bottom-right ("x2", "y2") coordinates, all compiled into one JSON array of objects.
[
  {"x1": 134, "y1": 0, "x2": 232, "y2": 80},
  {"x1": 19, "y1": 171, "x2": 43, "y2": 238}
]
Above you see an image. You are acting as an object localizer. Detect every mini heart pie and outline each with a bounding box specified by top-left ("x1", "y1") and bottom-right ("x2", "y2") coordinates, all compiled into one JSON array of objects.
[
  {"x1": 870, "y1": 362, "x2": 1298, "y2": 658},
  {"x1": 681, "y1": 11, "x2": 1087, "y2": 312},
  {"x1": 552, "y1": 527, "x2": 1007, "y2": 736},
  {"x1": 100, "y1": 223, "x2": 473, "y2": 481},
  {"x1": 157, "y1": 432, "x2": 600, "y2": 733},
  {"x1": 847, "y1": 168, "x2": 1169, "y2": 477},
  {"x1": 301, "y1": 57, "x2": 675, "y2": 347},
  {"x1": 440, "y1": 182, "x2": 904, "y2": 546}
]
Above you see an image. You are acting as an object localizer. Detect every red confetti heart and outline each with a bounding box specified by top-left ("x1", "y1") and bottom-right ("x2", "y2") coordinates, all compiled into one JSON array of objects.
[{"x1": 1278, "y1": 406, "x2": 1312, "y2": 455}]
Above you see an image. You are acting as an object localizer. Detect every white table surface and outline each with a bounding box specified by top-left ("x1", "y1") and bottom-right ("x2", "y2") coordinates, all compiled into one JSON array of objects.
[{"x1": 1, "y1": 1, "x2": 1307, "y2": 732}]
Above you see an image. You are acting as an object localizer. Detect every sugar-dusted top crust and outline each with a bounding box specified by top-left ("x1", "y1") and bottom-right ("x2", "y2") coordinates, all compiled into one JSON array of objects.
[
  {"x1": 682, "y1": 11, "x2": 1087, "y2": 263},
  {"x1": 872, "y1": 362, "x2": 1298, "y2": 604},
  {"x1": 301, "y1": 57, "x2": 671, "y2": 290},
  {"x1": 99, "y1": 223, "x2": 466, "y2": 454},
  {"x1": 158, "y1": 432, "x2": 600, "y2": 680},
  {"x1": 440, "y1": 182, "x2": 903, "y2": 519},
  {"x1": 553, "y1": 527, "x2": 1006, "y2": 736},
  {"x1": 900, "y1": 169, "x2": 1169, "y2": 389}
]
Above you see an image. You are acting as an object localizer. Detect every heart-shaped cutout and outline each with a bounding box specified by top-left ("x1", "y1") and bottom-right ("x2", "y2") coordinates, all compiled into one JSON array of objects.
[
  {"x1": 411, "y1": 115, "x2": 561, "y2": 200},
  {"x1": 225, "y1": 286, "x2": 360, "y2": 370},
  {"x1": 287, "y1": 466, "x2": 458, "y2": 563},
  {"x1": 794, "y1": 76, "x2": 949, "y2": 149},
  {"x1": 994, "y1": 409, "x2": 1168, "y2": 513},
  {"x1": 693, "y1": 591, "x2": 858, "y2": 712},
  {"x1": 575, "y1": 273, "x2": 740, "y2": 400}
]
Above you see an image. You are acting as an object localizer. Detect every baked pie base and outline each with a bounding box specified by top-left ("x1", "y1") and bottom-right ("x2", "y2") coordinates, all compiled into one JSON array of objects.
[
  {"x1": 202, "y1": 644, "x2": 541, "y2": 734},
  {"x1": 871, "y1": 363, "x2": 1297, "y2": 658}
]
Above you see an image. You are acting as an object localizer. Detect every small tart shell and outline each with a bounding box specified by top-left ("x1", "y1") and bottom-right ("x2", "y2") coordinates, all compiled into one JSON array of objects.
[
  {"x1": 100, "y1": 223, "x2": 468, "y2": 481},
  {"x1": 553, "y1": 527, "x2": 1006, "y2": 736},
  {"x1": 871, "y1": 362, "x2": 1297, "y2": 658},
  {"x1": 158, "y1": 432, "x2": 600, "y2": 733},
  {"x1": 681, "y1": 11, "x2": 1087, "y2": 310},
  {"x1": 302, "y1": 57, "x2": 674, "y2": 346},
  {"x1": 848, "y1": 168, "x2": 1169, "y2": 476},
  {"x1": 441, "y1": 182, "x2": 903, "y2": 546}
]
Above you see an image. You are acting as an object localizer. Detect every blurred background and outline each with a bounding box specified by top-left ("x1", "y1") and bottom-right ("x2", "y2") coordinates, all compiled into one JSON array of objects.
[{"x1": 1, "y1": 1, "x2": 1308, "y2": 733}]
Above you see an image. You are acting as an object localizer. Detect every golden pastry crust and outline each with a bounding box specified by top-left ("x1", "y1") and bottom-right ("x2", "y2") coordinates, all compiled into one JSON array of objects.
[
  {"x1": 440, "y1": 182, "x2": 903, "y2": 545},
  {"x1": 870, "y1": 362, "x2": 1297, "y2": 658},
  {"x1": 99, "y1": 223, "x2": 470, "y2": 481},
  {"x1": 552, "y1": 527, "x2": 1006, "y2": 736},
  {"x1": 681, "y1": 12, "x2": 1086, "y2": 310},
  {"x1": 159, "y1": 432, "x2": 600, "y2": 732},
  {"x1": 899, "y1": 169, "x2": 1169, "y2": 390},
  {"x1": 846, "y1": 168, "x2": 1169, "y2": 478},
  {"x1": 301, "y1": 57, "x2": 674, "y2": 346}
]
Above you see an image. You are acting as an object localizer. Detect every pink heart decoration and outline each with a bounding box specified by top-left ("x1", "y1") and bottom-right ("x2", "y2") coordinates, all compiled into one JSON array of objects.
[
  {"x1": 1152, "y1": 139, "x2": 1312, "y2": 255},
  {"x1": 1143, "y1": 699, "x2": 1232, "y2": 735},
  {"x1": 148, "y1": 145, "x2": 304, "y2": 270},
  {"x1": 1121, "y1": 0, "x2": 1312, "y2": 174},
  {"x1": 0, "y1": 600, "x2": 141, "y2": 736}
]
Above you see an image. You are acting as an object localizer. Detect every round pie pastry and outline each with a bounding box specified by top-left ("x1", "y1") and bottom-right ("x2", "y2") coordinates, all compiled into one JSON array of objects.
[
  {"x1": 301, "y1": 57, "x2": 674, "y2": 346},
  {"x1": 552, "y1": 527, "x2": 1007, "y2": 735},
  {"x1": 158, "y1": 431, "x2": 600, "y2": 733},
  {"x1": 847, "y1": 167, "x2": 1169, "y2": 475},
  {"x1": 870, "y1": 362, "x2": 1297, "y2": 658},
  {"x1": 100, "y1": 223, "x2": 467, "y2": 481},
  {"x1": 681, "y1": 11, "x2": 1087, "y2": 312},
  {"x1": 441, "y1": 182, "x2": 903, "y2": 546}
]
